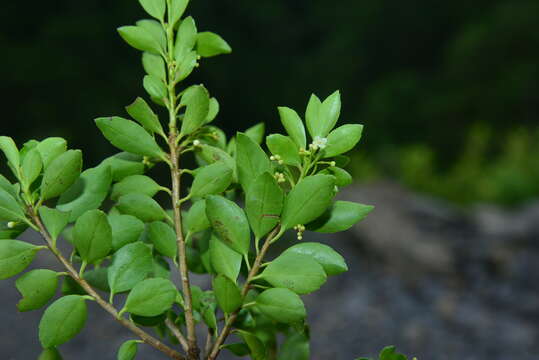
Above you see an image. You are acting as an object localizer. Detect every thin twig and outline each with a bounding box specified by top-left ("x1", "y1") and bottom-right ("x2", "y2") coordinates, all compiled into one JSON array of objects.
[{"x1": 165, "y1": 318, "x2": 189, "y2": 352}]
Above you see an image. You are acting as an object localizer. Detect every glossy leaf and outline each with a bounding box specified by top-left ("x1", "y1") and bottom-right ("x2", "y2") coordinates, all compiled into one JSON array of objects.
[
  {"x1": 0, "y1": 240, "x2": 41, "y2": 279},
  {"x1": 117, "y1": 193, "x2": 167, "y2": 222},
  {"x1": 111, "y1": 175, "x2": 165, "y2": 201},
  {"x1": 323, "y1": 124, "x2": 363, "y2": 158},
  {"x1": 305, "y1": 94, "x2": 322, "y2": 139},
  {"x1": 318, "y1": 90, "x2": 341, "y2": 137},
  {"x1": 118, "y1": 340, "x2": 138, "y2": 360},
  {"x1": 206, "y1": 195, "x2": 250, "y2": 255},
  {"x1": 16, "y1": 269, "x2": 58, "y2": 312},
  {"x1": 307, "y1": 201, "x2": 373, "y2": 233},
  {"x1": 196, "y1": 32, "x2": 232, "y2": 57},
  {"x1": 284, "y1": 242, "x2": 348, "y2": 276},
  {"x1": 108, "y1": 242, "x2": 153, "y2": 295},
  {"x1": 278, "y1": 107, "x2": 306, "y2": 149},
  {"x1": 245, "y1": 172, "x2": 283, "y2": 239},
  {"x1": 206, "y1": 98, "x2": 220, "y2": 123},
  {"x1": 41, "y1": 150, "x2": 82, "y2": 200},
  {"x1": 148, "y1": 221, "x2": 177, "y2": 258},
  {"x1": 118, "y1": 26, "x2": 161, "y2": 54},
  {"x1": 213, "y1": 274, "x2": 242, "y2": 313},
  {"x1": 109, "y1": 214, "x2": 145, "y2": 251},
  {"x1": 0, "y1": 187, "x2": 25, "y2": 222},
  {"x1": 235, "y1": 132, "x2": 271, "y2": 192},
  {"x1": 139, "y1": 0, "x2": 166, "y2": 21},
  {"x1": 209, "y1": 235, "x2": 242, "y2": 281},
  {"x1": 39, "y1": 295, "x2": 88, "y2": 348},
  {"x1": 266, "y1": 134, "x2": 301, "y2": 166},
  {"x1": 190, "y1": 162, "x2": 232, "y2": 198},
  {"x1": 39, "y1": 206, "x2": 71, "y2": 242},
  {"x1": 180, "y1": 85, "x2": 210, "y2": 135},
  {"x1": 124, "y1": 278, "x2": 176, "y2": 316},
  {"x1": 256, "y1": 288, "x2": 306, "y2": 323},
  {"x1": 126, "y1": 97, "x2": 164, "y2": 135},
  {"x1": 73, "y1": 210, "x2": 112, "y2": 264},
  {"x1": 184, "y1": 200, "x2": 210, "y2": 233},
  {"x1": 36, "y1": 138, "x2": 67, "y2": 169}
]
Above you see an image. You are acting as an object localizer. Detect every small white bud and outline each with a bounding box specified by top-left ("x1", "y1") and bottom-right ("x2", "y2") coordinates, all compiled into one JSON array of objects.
[
  {"x1": 7, "y1": 221, "x2": 16, "y2": 229},
  {"x1": 193, "y1": 140, "x2": 201, "y2": 146}
]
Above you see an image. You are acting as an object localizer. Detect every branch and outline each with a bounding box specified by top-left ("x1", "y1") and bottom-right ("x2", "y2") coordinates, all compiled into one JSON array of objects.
[{"x1": 166, "y1": 318, "x2": 189, "y2": 352}]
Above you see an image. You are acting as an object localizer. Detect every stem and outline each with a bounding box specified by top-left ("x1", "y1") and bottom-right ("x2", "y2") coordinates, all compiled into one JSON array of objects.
[
  {"x1": 165, "y1": 318, "x2": 189, "y2": 352},
  {"x1": 31, "y1": 213, "x2": 185, "y2": 360},
  {"x1": 207, "y1": 226, "x2": 281, "y2": 360}
]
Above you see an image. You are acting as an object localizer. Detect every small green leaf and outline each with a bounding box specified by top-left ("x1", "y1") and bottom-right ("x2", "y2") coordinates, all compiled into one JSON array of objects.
[
  {"x1": 16, "y1": 269, "x2": 58, "y2": 312},
  {"x1": 39, "y1": 206, "x2": 71, "y2": 242},
  {"x1": 83, "y1": 267, "x2": 110, "y2": 292},
  {"x1": 223, "y1": 343, "x2": 250, "y2": 357},
  {"x1": 142, "y1": 52, "x2": 166, "y2": 80},
  {"x1": 322, "y1": 166, "x2": 352, "y2": 187},
  {"x1": 174, "y1": 16, "x2": 197, "y2": 61},
  {"x1": 318, "y1": 90, "x2": 341, "y2": 137},
  {"x1": 284, "y1": 242, "x2": 348, "y2": 276},
  {"x1": 266, "y1": 134, "x2": 301, "y2": 166},
  {"x1": 0, "y1": 187, "x2": 25, "y2": 222},
  {"x1": 206, "y1": 98, "x2": 220, "y2": 123},
  {"x1": 206, "y1": 195, "x2": 250, "y2": 255},
  {"x1": 21, "y1": 148, "x2": 42, "y2": 188},
  {"x1": 281, "y1": 174, "x2": 335, "y2": 230},
  {"x1": 256, "y1": 288, "x2": 306, "y2": 323},
  {"x1": 307, "y1": 201, "x2": 373, "y2": 233},
  {"x1": 180, "y1": 85, "x2": 210, "y2": 135},
  {"x1": 260, "y1": 253, "x2": 327, "y2": 294},
  {"x1": 245, "y1": 172, "x2": 283, "y2": 239},
  {"x1": 236, "y1": 132, "x2": 271, "y2": 192},
  {"x1": 196, "y1": 31, "x2": 232, "y2": 57},
  {"x1": 41, "y1": 150, "x2": 82, "y2": 200},
  {"x1": 244, "y1": 123, "x2": 265, "y2": 145},
  {"x1": 323, "y1": 124, "x2": 363, "y2": 158},
  {"x1": 36, "y1": 138, "x2": 67, "y2": 169},
  {"x1": 108, "y1": 242, "x2": 153, "y2": 295},
  {"x1": 100, "y1": 152, "x2": 145, "y2": 182},
  {"x1": 212, "y1": 274, "x2": 242, "y2": 313},
  {"x1": 139, "y1": 0, "x2": 166, "y2": 21},
  {"x1": 196, "y1": 144, "x2": 236, "y2": 171},
  {"x1": 124, "y1": 278, "x2": 176, "y2": 316},
  {"x1": 184, "y1": 200, "x2": 210, "y2": 233},
  {"x1": 169, "y1": 0, "x2": 189, "y2": 27},
  {"x1": 38, "y1": 347, "x2": 63, "y2": 360},
  {"x1": 109, "y1": 214, "x2": 145, "y2": 251},
  {"x1": 73, "y1": 210, "x2": 112, "y2": 264},
  {"x1": 237, "y1": 330, "x2": 267, "y2": 360},
  {"x1": 0, "y1": 240, "x2": 41, "y2": 279},
  {"x1": 209, "y1": 235, "x2": 241, "y2": 281},
  {"x1": 39, "y1": 295, "x2": 88, "y2": 348},
  {"x1": 0, "y1": 174, "x2": 19, "y2": 199},
  {"x1": 111, "y1": 175, "x2": 165, "y2": 201},
  {"x1": 143, "y1": 74, "x2": 167, "y2": 99},
  {"x1": 278, "y1": 332, "x2": 309, "y2": 360},
  {"x1": 305, "y1": 94, "x2": 322, "y2": 139},
  {"x1": 177, "y1": 50, "x2": 198, "y2": 81},
  {"x1": 126, "y1": 97, "x2": 164, "y2": 135},
  {"x1": 0, "y1": 136, "x2": 20, "y2": 175},
  {"x1": 278, "y1": 107, "x2": 306, "y2": 149},
  {"x1": 190, "y1": 162, "x2": 232, "y2": 198},
  {"x1": 379, "y1": 346, "x2": 409, "y2": 360},
  {"x1": 148, "y1": 221, "x2": 177, "y2": 258},
  {"x1": 118, "y1": 26, "x2": 161, "y2": 54},
  {"x1": 118, "y1": 340, "x2": 138, "y2": 360},
  {"x1": 117, "y1": 193, "x2": 167, "y2": 222}
]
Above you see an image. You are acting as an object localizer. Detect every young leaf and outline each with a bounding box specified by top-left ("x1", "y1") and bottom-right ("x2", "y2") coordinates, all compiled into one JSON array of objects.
[
  {"x1": 39, "y1": 206, "x2": 71, "y2": 242},
  {"x1": 108, "y1": 242, "x2": 153, "y2": 295},
  {"x1": 278, "y1": 107, "x2": 306, "y2": 149},
  {"x1": 95, "y1": 117, "x2": 165, "y2": 159},
  {"x1": 126, "y1": 97, "x2": 164, "y2": 135},
  {"x1": 305, "y1": 94, "x2": 322, "y2": 139},
  {"x1": 260, "y1": 253, "x2": 327, "y2": 294},
  {"x1": 148, "y1": 221, "x2": 177, "y2": 258},
  {"x1": 21, "y1": 148, "x2": 42, "y2": 188},
  {"x1": 117, "y1": 193, "x2": 167, "y2": 222},
  {"x1": 139, "y1": 0, "x2": 166, "y2": 21},
  {"x1": 39, "y1": 295, "x2": 87, "y2": 348},
  {"x1": 16, "y1": 269, "x2": 59, "y2": 312},
  {"x1": 237, "y1": 330, "x2": 267, "y2": 360},
  {"x1": 180, "y1": 85, "x2": 210, "y2": 135},
  {"x1": 0, "y1": 240, "x2": 41, "y2": 279},
  {"x1": 244, "y1": 122, "x2": 265, "y2": 145},
  {"x1": 0, "y1": 187, "x2": 25, "y2": 222},
  {"x1": 109, "y1": 214, "x2": 145, "y2": 251},
  {"x1": 73, "y1": 210, "x2": 112, "y2": 264},
  {"x1": 111, "y1": 175, "x2": 165, "y2": 201},
  {"x1": 41, "y1": 150, "x2": 82, "y2": 200},
  {"x1": 169, "y1": 0, "x2": 189, "y2": 27},
  {"x1": 212, "y1": 274, "x2": 242, "y2": 314},
  {"x1": 100, "y1": 152, "x2": 145, "y2": 182},
  {"x1": 143, "y1": 74, "x2": 167, "y2": 99},
  {"x1": 307, "y1": 201, "x2": 373, "y2": 233},
  {"x1": 38, "y1": 347, "x2": 63, "y2": 360},
  {"x1": 124, "y1": 278, "x2": 176, "y2": 316},
  {"x1": 189, "y1": 162, "x2": 232, "y2": 198},
  {"x1": 256, "y1": 288, "x2": 306, "y2": 323},
  {"x1": 245, "y1": 172, "x2": 284, "y2": 239},
  {"x1": 196, "y1": 32, "x2": 232, "y2": 57},
  {"x1": 184, "y1": 200, "x2": 210, "y2": 233},
  {"x1": 0, "y1": 136, "x2": 20, "y2": 174},
  {"x1": 175, "y1": 16, "x2": 197, "y2": 61},
  {"x1": 118, "y1": 340, "x2": 138, "y2": 360},
  {"x1": 206, "y1": 195, "x2": 250, "y2": 255},
  {"x1": 235, "y1": 132, "x2": 271, "y2": 192},
  {"x1": 36, "y1": 138, "x2": 67, "y2": 169},
  {"x1": 209, "y1": 235, "x2": 242, "y2": 281},
  {"x1": 318, "y1": 90, "x2": 341, "y2": 137},
  {"x1": 280, "y1": 174, "x2": 335, "y2": 230},
  {"x1": 283, "y1": 242, "x2": 348, "y2": 276},
  {"x1": 266, "y1": 134, "x2": 301, "y2": 166},
  {"x1": 117, "y1": 26, "x2": 161, "y2": 54},
  {"x1": 323, "y1": 123, "x2": 363, "y2": 158}
]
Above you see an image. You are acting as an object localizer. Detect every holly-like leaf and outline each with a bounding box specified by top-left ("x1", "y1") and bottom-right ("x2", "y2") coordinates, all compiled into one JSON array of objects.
[
  {"x1": 256, "y1": 287, "x2": 306, "y2": 323},
  {"x1": 148, "y1": 221, "x2": 177, "y2": 258},
  {"x1": 283, "y1": 242, "x2": 348, "y2": 276},
  {"x1": 307, "y1": 201, "x2": 373, "y2": 233},
  {"x1": 108, "y1": 242, "x2": 153, "y2": 295},
  {"x1": 117, "y1": 193, "x2": 167, "y2": 222},
  {"x1": 126, "y1": 97, "x2": 164, "y2": 135},
  {"x1": 118, "y1": 340, "x2": 139, "y2": 360},
  {"x1": 245, "y1": 172, "x2": 283, "y2": 239},
  {"x1": 73, "y1": 210, "x2": 112, "y2": 264},
  {"x1": 278, "y1": 107, "x2": 306, "y2": 150},
  {"x1": 124, "y1": 278, "x2": 176, "y2": 316},
  {"x1": 39, "y1": 295, "x2": 88, "y2": 348},
  {"x1": 323, "y1": 124, "x2": 363, "y2": 158},
  {"x1": 235, "y1": 132, "x2": 271, "y2": 192},
  {"x1": 189, "y1": 162, "x2": 232, "y2": 198},
  {"x1": 111, "y1": 175, "x2": 165, "y2": 201},
  {"x1": 0, "y1": 240, "x2": 42, "y2": 280},
  {"x1": 210, "y1": 235, "x2": 242, "y2": 281},
  {"x1": 196, "y1": 32, "x2": 232, "y2": 57},
  {"x1": 206, "y1": 195, "x2": 250, "y2": 255},
  {"x1": 41, "y1": 150, "x2": 82, "y2": 200},
  {"x1": 180, "y1": 85, "x2": 210, "y2": 135},
  {"x1": 16, "y1": 269, "x2": 59, "y2": 312},
  {"x1": 39, "y1": 206, "x2": 71, "y2": 242},
  {"x1": 212, "y1": 274, "x2": 242, "y2": 314},
  {"x1": 109, "y1": 214, "x2": 145, "y2": 251}
]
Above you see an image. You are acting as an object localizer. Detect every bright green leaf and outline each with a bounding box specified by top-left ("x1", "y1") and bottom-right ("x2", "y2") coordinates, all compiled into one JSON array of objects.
[
  {"x1": 118, "y1": 340, "x2": 138, "y2": 360},
  {"x1": 177, "y1": 50, "x2": 198, "y2": 81},
  {"x1": 284, "y1": 242, "x2": 348, "y2": 276},
  {"x1": 245, "y1": 172, "x2": 283, "y2": 239},
  {"x1": 236, "y1": 132, "x2": 270, "y2": 192},
  {"x1": 180, "y1": 85, "x2": 210, "y2": 135},
  {"x1": 124, "y1": 278, "x2": 176, "y2": 316},
  {"x1": 323, "y1": 124, "x2": 363, "y2": 158},
  {"x1": 126, "y1": 97, "x2": 164, "y2": 135},
  {"x1": 0, "y1": 187, "x2": 25, "y2": 222},
  {"x1": 41, "y1": 150, "x2": 82, "y2": 200},
  {"x1": 206, "y1": 195, "x2": 250, "y2": 255},
  {"x1": 209, "y1": 235, "x2": 241, "y2": 281},
  {"x1": 184, "y1": 200, "x2": 210, "y2": 233},
  {"x1": 21, "y1": 148, "x2": 42, "y2": 188},
  {"x1": 322, "y1": 167, "x2": 353, "y2": 187},
  {"x1": 237, "y1": 330, "x2": 267, "y2": 360},
  {"x1": 307, "y1": 201, "x2": 373, "y2": 233},
  {"x1": 100, "y1": 152, "x2": 145, "y2": 182},
  {"x1": 190, "y1": 162, "x2": 232, "y2": 198},
  {"x1": 39, "y1": 295, "x2": 87, "y2": 348},
  {"x1": 169, "y1": 0, "x2": 189, "y2": 27},
  {"x1": 0, "y1": 136, "x2": 20, "y2": 175},
  {"x1": 244, "y1": 123, "x2": 265, "y2": 145},
  {"x1": 174, "y1": 16, "x2": 197, "y2": 61},
  {"x1": 36, "y1": 138, "x2": 67, "y2": 169},
  {"x1": 16, "y1": 269, "x2": 58, "y2": 312},
  {"x1": 39, "y1": 206, "x2": 71, "y2": 242},
  {"x1": 73, "y1": 210, "x2": 112, "y2": 264},
  {"x1": 109, "y1": 214, "x2": 145, "y2": 251},
  {"x1": 305, "y1": 94, "x2": 322, "y2": 139},
  {"x1": 139, "y1": 0, "x2": 166, "y2": 21},
  {"x1": 117, "y1": 193, "x2": 167, "y2": 222},
  {"x1": 278, "y1": 107, "x2": 306, "y2": 149},
  {"x1": 212, "y1": 274, "x2": 242, "y2": 314},
  {"x1": 196, "y1": 31, "x2": 232, "y2": 57},
  {"x1": 111, "y1": 175, "x2": 165, "y2": 201},
  {"x1": 278, "y1": 332, "x2": 310, "y2": 360},
  {"x1": 0, "y1": 240, "x2": 41, "y2": 279},
  {"x1": 206, "y1": 98, "x2": 220, "y2": 123},
  {"x1": 108, "y1": 242, "x2": 153, "y2": 295},
  {"x1": 266, "y1": 134, "x2": 301, "y2": 166},
  {"x1": 148, "y1": 221, "x2": 177, "y2": 258},
  {"x1": 256, "y1": 288, "x2": 306, "y2": 323},
  {"x1": 143, "y1": 74, "x2": 167, "y2": 99},
  {"x1": 318, "y1": 90, "x2": 341, "y2": 137},
  {"x1": 38, "y1": 347, "x2": 63, "y2": 360},
  {"x1": 118, "y1": 26, "x2": 161, "y2": 54},
  {"x1": 142, "y1": 52, "x2": 166, "y2": 80}
]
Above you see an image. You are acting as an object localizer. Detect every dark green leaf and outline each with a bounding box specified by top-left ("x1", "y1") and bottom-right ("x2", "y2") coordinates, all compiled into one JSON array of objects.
[
  {"x1": 307, "y1": 201, "x2": 373, "y2": 233},
  {"x1": 323, "y1": 124, "x2": 363, "y2": 158},
  {"x1": 118, "y1": 26, "x2": 161, "y2": 54},
  {"x1": 379, "y1": 346, "x2": 409, "y2": 360},
  {"x1": 73, "y1": 210, "x2": 112, "y2": 264},
  {"x1": 223, "y1": 343, "x2": 250, "y2": 357},
  {"x1": 16, "y1": 269, "x2": 58, "y2": 312},
  {"x1": 0, "y1": 240, "x2": 41, "y2": 279},
  {"x1": 209, "y1": 235, "x2": 241, "y2": 281},
  {"x1": 83, "y1": 267, "x2": 110, "y2": 292},
  {"x1": 245, "y1": 172, "x2": 283, "y2": 239},
  {"x1": 39, "y1": 206, "x2": 71, "y2": 242},
  {"x1": 256, "y1": 288, "x2": 305, "y2": 323},
  {"x1": 196, "y1": 144, "x2": 235, "y2": 170},
  {"x1": 41, "y1": 150, "x2": 82, "y2": 200},
  {"x1": 278, "y1": 332, "x2": 309, "y2": 360},
  {"x1": 283, "y1": 242, "x2": 348, "y2": 276},
  {"x1": 108, "y1": 242, "x2": 153, "y2": 295},
  {"x1": 180, "y1": 85, "x2": 210, "y2": 135},
  {"x1": 190, "y1": 162, "x2": 232, "y2": 198},
  {"x1": 139, "y1": 0, "x2": 166, "y2": 21},
  {"x1": 39, "y1": 295, "x2": 87, "y2": 348},
  {"x1": 111, "y1": 175, "x2": 165, "y2": 201},
  {"x1": 196, "y1": 32, "x2": 232, "y2": 57},
  {"x1": 235, "y1": 132, "x2": 270, "y2": 192},
  {"x1": 118, "y1": 340, "x2": 138, "y2": 360},
  {"x1": 213, "y1": 274, "x2": 242, "y2": 313},
  {"x1": 148, "y1": 221, "x2": 177, "y2": 258},
  {"x1": 266, "y1": 134, "x2": 301, "y2": 166},
  {"x1": 278, "y1": 107, "x2": 306, "y2": 149},
  {"x1": 124, "y1": 278, "x2": 176, "y2": 316},
  {"x1": 206, "y1": 195, "x2": 250, "y2": 255},
  {"x1": 126, "y1": 97, "x2": 164, "y2": 135},
  {"x1": 117, "y1": 193, "x2": 167, "y2": 222},
  {"x1": 109, "y1": 214, "x2": 145, "y2": 251}
]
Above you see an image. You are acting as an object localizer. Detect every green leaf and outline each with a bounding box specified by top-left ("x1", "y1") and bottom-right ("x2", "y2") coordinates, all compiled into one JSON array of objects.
[
  {"x1": 190, "y1": 162, "x2": 232, "y2": 198},
  {"x1": 0, "y1": 136, "x2": 20, "y2": 175},
  {"x1": 39, "y1": 295, "x2": 88, "y2": 348},
  {"x1": 177, "y1": 50, "x2": 198, "y2": 81},
  {"x1": 100, "y1": 152, "x2": 145, "y2": 182},
  {"x1": 278, "y1": 332, "x2": 309, "y2": 360},
  {"x1": 244, "y1": 122, "x2": 265, "y2": 145},
  {"x1": 323, "y1": 124, "x2": 363, "y2": 158},
  {"x1": 41, "y1": 150, "x2": 82, "y2": 200},
  {"x1": 0, "y1": 220, "x2": 27, "y2": 239},
  {"x1": 256, "y1": 288, "x2": 305, "y2": 323},
  {"x1": 124, "y1": 278, "x2": 176, "y2": 316},
  {"x1": 130, "y1": 313, "x2": 166, "y2": 327},
  {"x1": 180, "y1": 85, "x2": 210, "y2": 135},
  {"x1": 38, "y1": 347, "x2": 63, "y2": 360},
  {"x1": 118, "y1": 26, "x2": 161, "y2": 54},
  {"x1": 0, "y1": 187, "x2": 25, "y2": 222},
  {"x1": 284, "y1": 242, "x2": 348, "y2": 276},
  {"x1": 174, "y1": 16, "x2": 197, "y2": 61},
  {"x1": 260, "y1": 253, "x2": 327, "y2": 294},
  {"x1": 206, "y1": 98, "x2": 220, "y2": 123},
  {"x1": 184, "y1": 200, "x2": 210, "y2": 233},
  {"x1": 73, "y1": 210, "x2": 112, "y2": 264},
  {"x1": 206, "y1": 195, "x2": 250, "y2": 255},
  {"x1": 117, "y1": 193, "x2": 167, "y2": 222},
  {"x1": 237, "y1": 330, "x2": 267, "y2": 360},
  {"x1": 169, "y1": 0, "x2": 189, "y2": 27},
  {"x1": 111, "y1": 175, "x2": 165, "y2": 201},
  {"x1": 148, "y1": 221, "x2": 177, "y2": 258},
  {"x1": 126, "y1": 97, "x2": 164, "y2": 135},
  {"x1": 210, "y1": 235, "x2": 242, "y2": 281},
  {"x1": 118, "y1": 340, "x2": 138, "y2": 360},
  {"x1": 223, "y1": 343, "x2": 250, "y2": 357},
  {"x1": 307, "y1": 201, "x2": 373, "y2": 233},
  {"x1": 266, "y1": 134, "x2": 301, "y2": 166},
  {"x1": 139, "y1": 0, "x2": 166, "y2": 21},
  {"x1": 109, "y1": 214, "x2": 145, "y2": 251},
  {"x1": 318, "y1": 90, "x2": 341, "y2": 137},
  {"x1": 83, "y1": 267, "x2": 110, "y2": 292},
  {"x1": 379, "y1": 346, "x2": 409, "y2": 360},
  {"x1": 108, "y1": 242, "x2": 153, "y2": 295},
  {"x1": 278, "y1": 107, "x2": 306, "y2": 149},
  {"x1": 142, "y1": 52, "x2": 166, "y2": 80},
  {"x1": 96, "y1": 117, "x2": 165, "y2": 159},
  {"x1": 143, "y1": 74, "x2": 167, "y2": 99},
  {"x1": 305, "y1": 94, "x2": 322, "y2": 139},
  {"x1": 57, "y1": 164, "x2": 113, "y2": 221},
  {"x1": 212, "y1": 274, "x2": 242, "y2": 313},
  {"x1": 39, "y1": 206, "x2": 71, "y2": 242},
  {"x1": 0, "y1": 240, "x2": 41, "y2": 279},
  {"x1": 196, "y1": 144, "x2": 235, "y2": 170},
  {"x1": 21, "y1": 148, "x2": 42, "y2": 188},
  {"x1": 36, "y1": 138, "x2": 67, "y2": 169},
  {"x1": 280, "y1": 174, "x2": 335, "y2": 230},
  {"x1": 245, "y1": 172, "x2": 283, "y2": 239},
  {"x1": 0, "y1": 174, "x2": 19, "y2": 199},
  {"x1": 16, "y1": 269, "x2": 58, "y2": 312},
  {"x1": 196, "y1": 31, "x2": 232, "y2": 57},
  {"x1": 322, "y1": 166, "x2": 352, "y2": 187},
  {"x1": 236, "y1": 132, "x2": 271, "y2": 192}
]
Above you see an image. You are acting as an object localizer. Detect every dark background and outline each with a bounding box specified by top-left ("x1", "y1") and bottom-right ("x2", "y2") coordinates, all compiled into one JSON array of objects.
[{"x1": 1, "y1": 1, "x2": 539, "y2": 359}]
